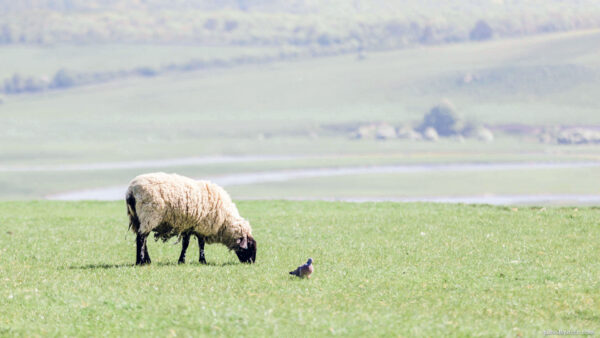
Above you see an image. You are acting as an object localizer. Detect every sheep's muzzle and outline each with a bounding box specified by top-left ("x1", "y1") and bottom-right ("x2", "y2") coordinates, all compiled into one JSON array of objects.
[{"x1": 235, "y1": 235, "x2": 256, "y2": 264}]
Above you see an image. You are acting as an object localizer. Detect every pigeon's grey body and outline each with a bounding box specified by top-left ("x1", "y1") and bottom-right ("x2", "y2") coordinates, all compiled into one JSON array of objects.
[{"x1": 289, "y1": 258, "x2": 313, "y2": 278}]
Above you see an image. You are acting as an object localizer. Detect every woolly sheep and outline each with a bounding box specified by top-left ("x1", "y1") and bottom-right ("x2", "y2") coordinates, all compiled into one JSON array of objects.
[{"x1": 125, "y1": 172, "x2": 256, "y2": 265}]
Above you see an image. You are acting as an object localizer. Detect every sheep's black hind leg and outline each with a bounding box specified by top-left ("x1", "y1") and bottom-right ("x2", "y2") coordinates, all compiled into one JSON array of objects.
[
  {"x1": 136, "y1": 233, "x2": 151, "y2": 265},
  {"x1": 197, "y1": 235, "x2": 207, "y2": 264},
  {"x1": 178, "y1": 232, "x2": 191, "y2": 264},
  {"x1": 143, "y1": 237, "x2": 151, "y2": 264}
]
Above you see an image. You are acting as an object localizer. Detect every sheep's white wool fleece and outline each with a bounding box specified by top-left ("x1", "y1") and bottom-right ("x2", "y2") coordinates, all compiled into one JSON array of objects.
[{"x1": 127, "y1": 172, "x2": 252, "y2": 248}]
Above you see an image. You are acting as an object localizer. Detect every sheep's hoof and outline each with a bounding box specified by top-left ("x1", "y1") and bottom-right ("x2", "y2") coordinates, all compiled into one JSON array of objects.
[
  {"x1": 178, "y1": 259, "x2": 185, "y2": 264},
  {"x1": 199, "y1": 259, "x2": 207, "y2": 265}
]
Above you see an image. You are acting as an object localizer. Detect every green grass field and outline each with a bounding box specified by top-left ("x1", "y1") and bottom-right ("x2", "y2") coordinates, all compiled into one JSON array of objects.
[{"x1": 0, "y1": 201, "x2": 598, "y2": 336}]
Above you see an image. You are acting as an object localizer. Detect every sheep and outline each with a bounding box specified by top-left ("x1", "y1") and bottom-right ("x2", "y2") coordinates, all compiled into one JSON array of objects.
[{"x1": 125, "y1": 172, "x2": 256, "y2": 265}]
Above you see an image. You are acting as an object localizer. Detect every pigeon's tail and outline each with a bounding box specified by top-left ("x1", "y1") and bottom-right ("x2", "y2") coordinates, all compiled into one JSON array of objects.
[{"x1": 289, "y1": 269, "x2": 300, "y2": 276}]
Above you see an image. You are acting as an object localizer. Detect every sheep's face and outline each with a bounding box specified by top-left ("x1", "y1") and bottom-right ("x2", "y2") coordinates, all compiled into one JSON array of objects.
[{"x1": 235, "y1": 235, "x2": 256, "y2": 264}]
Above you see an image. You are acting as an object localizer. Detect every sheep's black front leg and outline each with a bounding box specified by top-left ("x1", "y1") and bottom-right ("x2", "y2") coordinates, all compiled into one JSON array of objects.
[
  {"x1": 136, "y1": 233, "x2": 151, "y2": 265},
  {"x1": 197, "y1": 235, "x2": 207, "y2": 264},
  {"x1": 178, "y1": 232, "x2": 191, "y2": 264},
  {"x1": 136, "y1": 233, "x2": 143, "y2": 265}
]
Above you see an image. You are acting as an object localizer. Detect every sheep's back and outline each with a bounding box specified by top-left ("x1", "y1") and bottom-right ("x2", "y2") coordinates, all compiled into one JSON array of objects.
[{"x1": 127, "y1": 173, "x2": 240, "y2": 236}]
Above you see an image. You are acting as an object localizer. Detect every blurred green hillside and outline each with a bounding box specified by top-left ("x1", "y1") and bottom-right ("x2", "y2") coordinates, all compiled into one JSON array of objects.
[
  {"x1": 2, "y1": 30, "x2": 600, "y2": 199},
  {"x1": 1, "y1": 1, "x2": 600, "y2": 200},
  {"x1": 2, "y1": 0, "x2": 600, "y2": 49},
  {"x1": 4, "y1": 1, "x2": 600, "y2": 96}
]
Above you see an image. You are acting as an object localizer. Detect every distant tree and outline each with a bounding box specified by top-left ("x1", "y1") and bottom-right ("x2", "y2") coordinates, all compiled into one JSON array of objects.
[
  {"x1": 224, "y1": 20, "x2": 238, "y2": 32},
  {"x1": 419, "y1": 25, "x2": 435, "y2": 44},
  {"x1": 180, "y1": 59, "x2": 207, "y2": 72},
  {"x1": 135, "y1": 67, "x2": 158, "y2": 77},
  {"x1": 419, "y1": 100, "x2": 463, "y2": 136},
  {"x1": 24, "y1": 77, "x2": 46, "y2": 92},
  {"x1": 470, "y1": 20, "x2": 493, "y2": 41},
  {"x1": 51, "y1": 69, "x2": 77, "y2": 88},
  {"x1": 0, "y1": 25, "x2": 12, "y2": 44},
  {"x1": 317, "y1": 33, "x2": 331, "y2": 46},
  {"x1": 4, "y1": 74, "x2": 25, "y2": 93},
  {"x1": 204, "y1": 18, "x2": 218, "y2": 31},
  {"x1": 385, "y1": 21, "x2": 405, "y2": 36}
]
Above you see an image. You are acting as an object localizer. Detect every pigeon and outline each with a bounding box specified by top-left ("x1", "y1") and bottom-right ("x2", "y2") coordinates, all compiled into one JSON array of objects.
[{"x1": 289, "y1": 258, "x2": 313, "y2": 278}]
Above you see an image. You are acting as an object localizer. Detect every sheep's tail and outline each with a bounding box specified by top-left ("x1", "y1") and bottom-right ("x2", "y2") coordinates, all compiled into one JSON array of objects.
[{"x1": 126, "y1": 193, "x2": 140, "y2": 233}]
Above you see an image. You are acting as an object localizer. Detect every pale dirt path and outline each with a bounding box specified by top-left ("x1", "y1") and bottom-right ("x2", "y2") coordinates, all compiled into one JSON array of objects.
[{"x1": 47, "y1": 161, "x2": 600, "y2": 204}]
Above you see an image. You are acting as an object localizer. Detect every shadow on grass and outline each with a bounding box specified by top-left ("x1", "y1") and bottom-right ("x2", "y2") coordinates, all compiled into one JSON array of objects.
[
  {"x1": 287, "y1": 276, "x2": 312, "y2": 282},
  {"x1": 68, "y1": 261, "x2": 239, "y2": 270},
  {"x1": 200, "y1": 261, "x2": 239, "y2": 267}
]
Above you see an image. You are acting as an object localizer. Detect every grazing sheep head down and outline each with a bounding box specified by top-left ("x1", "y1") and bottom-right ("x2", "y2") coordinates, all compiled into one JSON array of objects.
[
  {"x1": 235, "y1": 234, "x2": 257, "y2": 264},
  {"x1": 126, "y1": 172, "x2": 258, "y2": 265}
]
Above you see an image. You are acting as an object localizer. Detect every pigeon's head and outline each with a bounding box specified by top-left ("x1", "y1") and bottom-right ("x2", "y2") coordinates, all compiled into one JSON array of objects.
[
  {"x1": 235, "y1": 234, "x2": 257, "y2": 264},
  {"x1": 307, "y1": 258, "x2": 313, "y2": 265}
]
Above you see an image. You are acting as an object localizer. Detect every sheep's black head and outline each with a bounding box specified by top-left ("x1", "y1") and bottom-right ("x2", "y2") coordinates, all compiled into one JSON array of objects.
[{"x1": 235, "y1": 235, "x2": 256, "y2": 264}]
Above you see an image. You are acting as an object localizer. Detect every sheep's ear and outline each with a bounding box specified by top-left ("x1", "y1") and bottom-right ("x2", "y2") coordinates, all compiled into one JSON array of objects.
[{"x1": 237, "y1": 237, "x2": 248, "y2": 249}]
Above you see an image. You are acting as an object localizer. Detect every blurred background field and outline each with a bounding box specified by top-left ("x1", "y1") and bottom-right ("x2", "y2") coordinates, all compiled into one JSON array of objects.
[{"x1": 1, "y1": 0, "x2": 600, "y2": 202}]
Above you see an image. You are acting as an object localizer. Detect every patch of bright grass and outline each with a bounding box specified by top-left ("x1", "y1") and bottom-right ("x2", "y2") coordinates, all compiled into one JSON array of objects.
[{"x1": 0, "y1": 201, "x2": 598, "y2": 336}]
